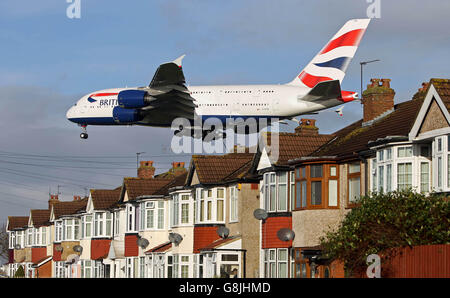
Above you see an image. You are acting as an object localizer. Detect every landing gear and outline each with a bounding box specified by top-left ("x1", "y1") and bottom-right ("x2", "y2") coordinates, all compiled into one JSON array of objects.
[{"x1": 79, "y1": 125, "x2": 88, "y2": 139}]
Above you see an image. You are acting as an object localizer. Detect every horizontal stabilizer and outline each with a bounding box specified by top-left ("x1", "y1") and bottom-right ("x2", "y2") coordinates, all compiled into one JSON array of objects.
[{"x1": 299, "y1": 80, "x2": 341, "y2": 102}]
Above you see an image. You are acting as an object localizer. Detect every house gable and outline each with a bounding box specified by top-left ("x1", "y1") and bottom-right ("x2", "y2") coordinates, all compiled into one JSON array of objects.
[
  {"x1": 418, "y1": 99, "x2": 449, "y2": 135},
  {"x1": 257, "y1": 147, "x2": 272, "y2": 171},
  {"x1": 410, "y1": 84, "x2": 450, "y2": 140}
]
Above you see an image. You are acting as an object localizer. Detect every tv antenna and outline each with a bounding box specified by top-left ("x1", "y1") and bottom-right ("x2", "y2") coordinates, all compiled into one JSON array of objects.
[{"x1": 360, "y1": 59, "x2": 380, "y2": 100}]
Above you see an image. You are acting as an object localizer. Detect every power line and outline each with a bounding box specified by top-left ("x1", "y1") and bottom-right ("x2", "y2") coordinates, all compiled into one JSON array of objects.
[{"x1": 0, "y1": 167, "x2": 116, "y2": 188}]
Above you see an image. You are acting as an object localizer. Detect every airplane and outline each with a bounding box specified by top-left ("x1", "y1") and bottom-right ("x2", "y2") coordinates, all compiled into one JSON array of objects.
[{"x1": 66, "y1": 19, "x2": 370, "y2": 139}]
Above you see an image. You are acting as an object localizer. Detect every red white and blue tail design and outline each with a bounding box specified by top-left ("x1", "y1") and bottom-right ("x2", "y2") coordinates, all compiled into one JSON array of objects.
[{"x1": 288, "y1": 19, "x2": 371, "y2": 88}]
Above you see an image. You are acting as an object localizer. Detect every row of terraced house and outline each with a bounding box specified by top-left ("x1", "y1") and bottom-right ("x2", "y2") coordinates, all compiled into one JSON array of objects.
[{"x1": 4, "y1": 78, "x2": 450, "y2": 278}]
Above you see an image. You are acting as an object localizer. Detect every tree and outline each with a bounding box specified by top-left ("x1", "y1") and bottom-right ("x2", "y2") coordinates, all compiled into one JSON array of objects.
[
  {"x1": 14, "y1": 265, "x2": 25, "y2": 278},
  {"x1": 320, "y1": 189, "x2": 450, "y2": 275},
  {"x1": 0, "y1": 222, "x2": 9, "y2": 265}
]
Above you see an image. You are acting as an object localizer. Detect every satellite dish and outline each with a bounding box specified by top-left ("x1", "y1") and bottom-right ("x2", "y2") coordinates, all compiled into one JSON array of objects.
[
  {"x1": 73, "y1": 245, "x2": 83, "y2": 253},
  {"x1": 277, "y1": 228, "x2": 295, "y2": 241},
  {"x1": 168, "y1": 233, "x2": 183, "y2": 246},
  {"x1": 137, "y1": 237, "x2": 149, "y2": 249},
  {"x1": 253, "y1": 208, "x2": 268, "y2": 220},
  {"x1": 65, "y1": 254, "x2": 79, "y2": 265},
  {"x1": 55, "y1": 245, "x2": 63, "y2": 252},
  {"x1": 14, "y1": 244, "x2": 21, "y2": 250},
  {"x1": 217, "y1": 226, "x2": 230, "y2": 239}
]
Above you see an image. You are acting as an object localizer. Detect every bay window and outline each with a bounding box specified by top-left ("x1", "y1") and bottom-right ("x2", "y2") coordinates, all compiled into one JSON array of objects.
[
  {"x1": 372, "y1": 159, "x2": 377, "y2": 192},
  {"x1": 348, "y1": 163, "x2": 361, "y2": 205},
  {"x1": 55, "y1": 221, "x2": 63, "y2": 242},
  {"x1": 398, "y1": 146, "x2": 413, "y2": 158},
  {"x1": 290, "y1": 171, "x2": 295, "y2": 210},
  {"x1": 230, "y1": 186, "x2": 238, "y2": 222},
  {"x1": 263, "y1": 171, "x2": 291, "y2": 212},
  {"x1": 196, "y1": 188, "x2": 226, "y2": 223},
  {"x1": 9, "y1": 232, "x2": 15, "y2": 249},
  {"x1": 94, "y1": 212, "x2": 112, "y2": 237},
  {"x1": 145, "y1": 201, "x2": 155, "y2": 229},
  {"x1": 263, "y1": 248, "x2": 291, "y2": 278},
  {"x1": 386, "y1": 164, "x2": 392, "y2": 192},
  {"x1": 155, "y1": 201, "x2": 163, "y2": 229},
  {"x1": 378, "y1": 165, "x2": 384, "y2": 192},
  {"x1": 295, "y1": 164, "x2": 339, "y2": 209},
  {"x1": 126, "y1": 205, "x2": 136, "y2": 232},
  {"x1": 328, "y1": 165, "x2": 338, "y2": 207},
  {"x1": 64, "y1": 219, "x2": 80, "y2": 241},
  {"x1": 83, "y1": 215, "x2": 93, "y2": 238},
  {"x1": 397, "y1": 162, "x2": 412, "y2": 190},
  {"x1": 421, "y1": 162, "x2": 430, "y2": 192}
]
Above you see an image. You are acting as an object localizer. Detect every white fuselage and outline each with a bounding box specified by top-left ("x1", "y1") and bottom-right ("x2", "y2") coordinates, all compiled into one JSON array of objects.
[{"x1": 66, "y1": 84, "x2": 342, "y2": 126}]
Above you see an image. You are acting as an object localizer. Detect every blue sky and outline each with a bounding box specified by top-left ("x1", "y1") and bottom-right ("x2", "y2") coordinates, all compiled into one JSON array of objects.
[{"x1": 0, "y1": 0, "x2": 449, "y2": 227}]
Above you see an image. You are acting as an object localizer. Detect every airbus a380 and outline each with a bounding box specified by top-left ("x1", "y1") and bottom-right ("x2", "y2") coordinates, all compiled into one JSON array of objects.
[{"x1": 66, "y1": 19, "x2": 370, "y2": 139}]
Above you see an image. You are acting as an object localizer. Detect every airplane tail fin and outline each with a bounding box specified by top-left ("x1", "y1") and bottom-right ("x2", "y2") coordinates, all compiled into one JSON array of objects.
[{"x1": 287, "y1": 19, "x2": 371, "y2": 88}]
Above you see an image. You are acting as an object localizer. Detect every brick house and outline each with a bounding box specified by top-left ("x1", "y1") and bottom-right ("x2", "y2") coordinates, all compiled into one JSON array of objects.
[
  {"x1": 117, "y1": 161, "x2": 188, "y2": 278},
  {"x1": 286, "y1": 78, "x2": 450, "y2": 278},
  {"x1": 49, "y1": 196, "x2": 88, "y2": 278},
  {"x1": 5, "y1": 216, "x2": 29, "y2": 277},
  {"x1": 184, "y1": 152, "x2": 260, "y2": 278},
  {"x1": 28, "y1": 209, "x2": 52, "y2": 278},
  {"x1": 251, "y1": 120, "x2": 334, "y2": 278}
]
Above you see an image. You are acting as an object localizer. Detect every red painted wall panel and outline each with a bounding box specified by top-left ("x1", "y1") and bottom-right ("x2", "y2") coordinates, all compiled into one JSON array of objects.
[
  {"x1": 193, "y1": 226, "x2": 222, "y2": 253},
  {"x1": 36, "y1": 259, "x2": 52, "y2": 278},
  {"x1": 53, "y1": 244, "x2": 62, "y2": 261},
  {"x1": 124, "y1": 234, "x2": 139, "y2": 257},
  {"x1": 31, "y1": 247, "x2": 47, "y2": 264},
  {"x1": 261, "y1": 216, "x2": 292, "y2": 249},
  {"x1": 91, "y1": 239, "x2": 112, "y2": 260},
  {"x1": 8, "y1": 249, "x2": 14, "y2": 264}
]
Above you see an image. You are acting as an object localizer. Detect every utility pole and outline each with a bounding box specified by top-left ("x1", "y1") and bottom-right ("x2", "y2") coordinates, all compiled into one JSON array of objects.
[
  {"x1": 360, "y1": 59, "x2": 380, "y2": 101},
  {"x1": 136, "y1": 152, "x2": 145, "y2": 176}
]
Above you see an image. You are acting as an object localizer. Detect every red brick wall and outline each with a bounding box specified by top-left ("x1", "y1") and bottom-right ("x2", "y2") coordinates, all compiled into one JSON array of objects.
[
  {"x1": 193, "y1": 226, "x2": 222, "y2": 253},
  {"x1": 53, "y1": 244, "x2": 62, "y2": 261},
  {"x1": 91, "y1": 239, "x2": 112, "y2": 260},
  {"x1": 262, "y1": 216, "x2": 292, "y2": 249},
  {"x1": 36, "y1": 259, "x2": 52, "y2": 278},
  {"x1": 31, "y1": 247, "x2": 47, "y2": 264},
  {"x1": 124, "y1": 234, "x2": 139, "y2": 257},
  {"x1": 8, "y1": 249, "x2": 14, "y2": 264}
]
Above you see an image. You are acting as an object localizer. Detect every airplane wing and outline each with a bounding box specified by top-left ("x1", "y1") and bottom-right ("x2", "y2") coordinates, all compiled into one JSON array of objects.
[
  {"x1": 299, "y1": 80, "x2": 341, "y2": 102},
  {"x1": 149, "y1": 55, "x2": 186, "y2": 88},
  {"x1": 144, "y1": 55, "x2": 197, "y2": 119}
]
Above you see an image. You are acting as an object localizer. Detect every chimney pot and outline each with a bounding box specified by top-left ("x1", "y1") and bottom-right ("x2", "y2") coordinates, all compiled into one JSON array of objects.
[{"x1": 294, "y1": 118, "x2": 319, "y2": 135}]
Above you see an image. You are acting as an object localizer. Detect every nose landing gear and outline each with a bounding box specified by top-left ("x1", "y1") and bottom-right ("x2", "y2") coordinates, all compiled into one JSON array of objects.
[{"x1": 79, "y1": 125, "x2": 88, "y2": 139}]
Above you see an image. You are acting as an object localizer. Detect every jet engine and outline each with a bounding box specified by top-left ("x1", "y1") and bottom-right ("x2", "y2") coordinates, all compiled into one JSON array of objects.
[
  {"x1": 112, "y1": 106, "x2": 143, "y2": 123},
  {"x1": 117, "y1": 89, "x2": 154, "y2": 108}
]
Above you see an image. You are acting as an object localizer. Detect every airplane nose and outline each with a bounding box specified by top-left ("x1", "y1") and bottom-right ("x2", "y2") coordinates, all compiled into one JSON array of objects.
[{"x1": 66, "y1": 106, "x2": 75, "y2": 122}]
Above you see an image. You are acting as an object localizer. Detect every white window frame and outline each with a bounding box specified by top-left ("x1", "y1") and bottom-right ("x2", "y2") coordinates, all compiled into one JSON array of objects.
[
  {"x1": 229, "y1": 186, "x2": 238, "y2": 223},
  {"x1": 126, "y1": 204, "x2": 136, "y2": 232}
]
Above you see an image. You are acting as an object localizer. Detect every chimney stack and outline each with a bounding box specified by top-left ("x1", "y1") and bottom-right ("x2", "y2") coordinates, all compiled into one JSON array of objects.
[
  {"x1": 170, "y1": 162, "x2": 186, "y2": 176},
  {"x1": 294, "y1": 118, "x2": 319, "y2": 136},
  {"x1": 73, "y1": 195, "x2": 81, "y2": 201},
  {"x1": 48, "y1": 194, "x2": 59, "y2": 210},
  {"x1": 138, "y1": 161, "x2": 155, "y2": 179},
  {"x1": 361, "y1": 78, "x2": 395, "y2": 126}
]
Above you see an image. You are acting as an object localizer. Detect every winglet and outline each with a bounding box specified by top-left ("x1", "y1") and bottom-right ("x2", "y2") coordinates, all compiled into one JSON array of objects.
[{"x1": 172, "y1": 54, "x2": 186, "y2": 67}]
